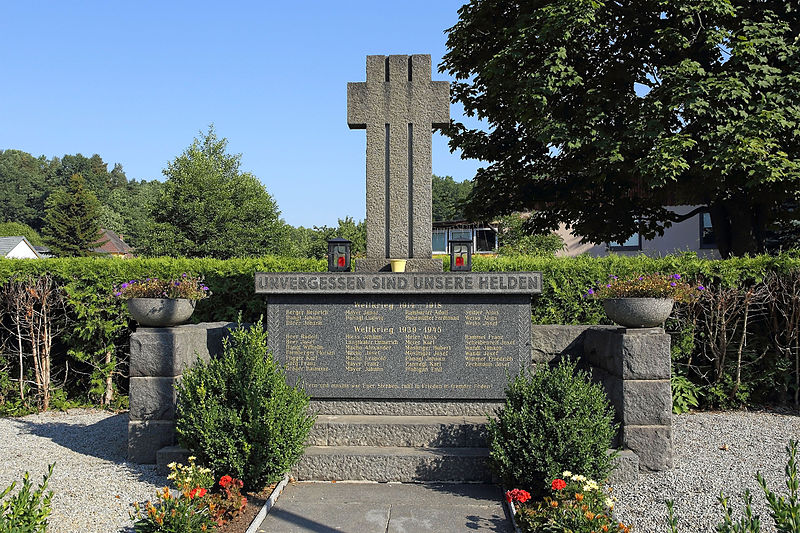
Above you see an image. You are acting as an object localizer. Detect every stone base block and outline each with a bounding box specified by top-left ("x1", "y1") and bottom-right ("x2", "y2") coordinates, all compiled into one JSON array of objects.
[
  {"x1": 294, "y1": 446, "x2": 491, "y2": 482},
  {"x1": 129, "y1": 322, "x2": 234, "y2": 378},
  {"x1": 584, "y1": 327, "x2": 671, "y2": 380},
  {"x1": 608, "y1": 449, "x2": 639, "y2": 484},
  {"x1": 309, "y1": 415, "x2": 487, "y2": 447},
  {"x1": 622, "y1": 380, "x2": 672, "y2": 426},
  {"x1": 354, "y1": 258, "x2": 443, "y2": 273},
  {"x1": 623, "y1": 425, "x2": 673, "y2": 471},
  {"x1": 530, "y1": 325, "x2": 614, "y2": 364},
  {"x1": 129, "y1": 377, "x2": 178, "y2": 421},
  {"x1": 156, "y1": 446, "x2": 192, "y2": 475},
  {"x1": 128, "y1": 420, "x2": 176, "y2": 464}
]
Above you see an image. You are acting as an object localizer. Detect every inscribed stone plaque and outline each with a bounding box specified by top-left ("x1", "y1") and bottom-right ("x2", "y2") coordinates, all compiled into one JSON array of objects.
[
  {"x1": 265, "y1": 294, "x2": 532, "y2": 400},
  {"x1": 255, "y1": 272, "x2": 542, "y2": 295}
]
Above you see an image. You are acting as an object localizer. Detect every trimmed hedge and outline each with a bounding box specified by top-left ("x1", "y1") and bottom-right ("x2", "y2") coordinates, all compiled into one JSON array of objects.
[{"x1": 0, "y1": 253, "x2": 798, "y2": 410}]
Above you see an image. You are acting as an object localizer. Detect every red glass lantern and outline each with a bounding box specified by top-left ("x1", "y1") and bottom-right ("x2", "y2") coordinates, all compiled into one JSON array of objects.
[
  {"x1": 449, "y1": 239, "x2": 472, "y2": 272},
  {"x1": 327, "y1": 238, "x2": 352, "y2": 272}
]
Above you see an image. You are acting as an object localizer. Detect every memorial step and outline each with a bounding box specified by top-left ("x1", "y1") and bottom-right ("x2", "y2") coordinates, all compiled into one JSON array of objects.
[
  {"x1": 294, "y1": 445, "x2": 492, "y2": 482},
  {"x1": 308, "y1": 415, "x2": 488, "y2": 448}
]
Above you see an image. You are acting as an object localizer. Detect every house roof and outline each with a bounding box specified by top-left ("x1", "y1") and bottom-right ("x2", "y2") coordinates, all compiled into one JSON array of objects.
[
  {"x1": 0, "y1": 236, "x2": 41, "y2": 258},
  {"x1": 94, "y1": 229, "x2": 134, "y2": 257}
]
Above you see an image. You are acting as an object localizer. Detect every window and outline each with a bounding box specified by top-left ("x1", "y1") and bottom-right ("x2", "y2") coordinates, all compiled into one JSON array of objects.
[
  {"x1": 609, "y1": 233, "x2": 641, "y2": 251},
  {"x1": 475, "y1": 228, "x2": 497, "y2": 252},
  {"x1": 700, "y1": 212, "x2": 715, "y2": 248},
  {"x1": 450, "y1": 229, "x2": 472, "y2": 241},
  {"x1": 432, "y1": 230, "x2": 447, "y2": 253}
]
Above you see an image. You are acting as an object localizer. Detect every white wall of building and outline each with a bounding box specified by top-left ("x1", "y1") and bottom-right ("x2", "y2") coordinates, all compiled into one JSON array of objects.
[
  {"x1": 555, "y1": 206, "x2": 721, "y2": 259},
  {"x1": 6, "y1": 240, "x2": 40, "y2": 259}
]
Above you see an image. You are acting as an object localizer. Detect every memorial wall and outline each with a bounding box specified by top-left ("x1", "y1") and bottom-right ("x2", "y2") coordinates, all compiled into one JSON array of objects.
[{"x1": 256, "y1": 272, "x2": 541, "y2": 400}]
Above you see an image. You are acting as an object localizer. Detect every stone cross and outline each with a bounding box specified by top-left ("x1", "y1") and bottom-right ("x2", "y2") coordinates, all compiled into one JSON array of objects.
[{"x1": 348, "y1": 55, "x2": 450, "y2": 271}]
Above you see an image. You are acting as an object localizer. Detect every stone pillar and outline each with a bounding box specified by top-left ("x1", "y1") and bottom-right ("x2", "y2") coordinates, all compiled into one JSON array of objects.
[
  {"x1": 584, "y1": 327, "x2": 673, "y2": 471},
  {"x1": 127, "y1": 322, "x2": 234, "y2": 463}
]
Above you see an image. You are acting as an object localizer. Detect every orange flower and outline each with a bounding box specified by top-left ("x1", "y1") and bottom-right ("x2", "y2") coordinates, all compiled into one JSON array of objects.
[
  {"x1": 575, "y1": 493, "x2": 584, "y2": 502},
  {"x1": 585, "y1": 511, "x2": 595, "y2": 520},
  {"x1": 550, "y1": 500, "x2": 559, "y2": 508},
  {"x1": 602, "y1": 526, "x2": 609, "y2": 532}
]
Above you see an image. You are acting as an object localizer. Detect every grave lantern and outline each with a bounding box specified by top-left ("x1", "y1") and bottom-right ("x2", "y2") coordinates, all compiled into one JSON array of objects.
[
  {"x1": 327, "y1": 238, "x2": 352, "y2": 272},
  {"x1": 449, "y1": 239, "x2": 472, "y2": 272}
]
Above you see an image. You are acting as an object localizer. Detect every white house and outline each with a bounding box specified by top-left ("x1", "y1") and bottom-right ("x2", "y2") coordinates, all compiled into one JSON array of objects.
[
  {"x1": 0, "y1": 236, "x2": 42, "y2": 259},
  {"x1": 555, "y1": 205, "x2": 721, "y2": 258}
]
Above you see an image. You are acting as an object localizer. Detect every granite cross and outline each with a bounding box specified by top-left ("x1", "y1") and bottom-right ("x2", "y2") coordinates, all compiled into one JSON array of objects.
[{"x1": 347, "y1": 55, "x2": 450, "y2": 264}]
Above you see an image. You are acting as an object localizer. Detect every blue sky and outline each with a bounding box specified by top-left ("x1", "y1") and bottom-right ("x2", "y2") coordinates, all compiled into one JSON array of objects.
[{"x1": 0, "y1": 1, "x2": 483, "y2": 228}]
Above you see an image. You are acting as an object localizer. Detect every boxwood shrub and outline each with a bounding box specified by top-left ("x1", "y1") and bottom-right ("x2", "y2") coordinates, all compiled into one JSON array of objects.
[{"x1": 0, "y1": 253, "x2": 798, "y2": 409}]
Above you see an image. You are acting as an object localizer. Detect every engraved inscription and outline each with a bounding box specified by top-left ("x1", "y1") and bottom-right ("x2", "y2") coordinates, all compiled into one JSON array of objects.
[{"x1": 266, "y1": 294, "x2": 531, "y2": 399}]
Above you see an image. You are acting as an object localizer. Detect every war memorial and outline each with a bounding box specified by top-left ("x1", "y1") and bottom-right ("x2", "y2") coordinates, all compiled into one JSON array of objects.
[{"x1": 127, "y1": 55, "x2": 673, "y2": 482}]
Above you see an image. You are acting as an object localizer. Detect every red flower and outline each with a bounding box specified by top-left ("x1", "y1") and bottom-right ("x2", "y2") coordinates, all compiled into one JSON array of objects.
[
  {"x1": 505, "y1": 489, "x2": 531, "y2": 504},
  {"x1": 219, "y1": 475, "x2": 233, "y2": 488},
  {"x1": 551, "y1": 479, "x2": 567, "y2": 491},
  {"x1": 188, "y1": 487, "x2": 207, "y2": 499}
]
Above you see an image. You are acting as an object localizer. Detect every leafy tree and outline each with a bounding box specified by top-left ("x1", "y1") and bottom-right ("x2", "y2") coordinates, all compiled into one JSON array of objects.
[
  {"x1": 0, "y1": 150, "x2": 53, "y2": 230},
  {"x1": 99, "y1": 180, "x2": 162, "y2": 249},
  {"x1": 140, "y1": 126, "x2": 288, "y2": 258},
  {"x1": 54, "y1": 154, "x2": 126, "y2": 203},
  {"x1": 287, "y1": 217, "x2": 367, "y2": 259},
  {"x1": 42, "y1": 174, "x2": 106, "y2": 257},
  {"x1": 441, "y1": 0, "x2": 800, "y2": 257},
  {"x1": 432, "y1": 174, "x2": 473, "y2": 221},
  {"x1": 498, "y1": 214, "x2": 564, "y2": 256},
  {"x1": 0, "y1": 222, "x2": 43, "y2": 246}
]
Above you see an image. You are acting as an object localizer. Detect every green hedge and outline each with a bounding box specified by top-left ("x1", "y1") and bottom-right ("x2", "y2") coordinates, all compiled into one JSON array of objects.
[{"x1": 0, "y1": 253, "x2": 798, "y2": 411}]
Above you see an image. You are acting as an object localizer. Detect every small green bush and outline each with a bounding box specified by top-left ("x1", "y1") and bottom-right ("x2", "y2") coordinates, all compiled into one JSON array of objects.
[
  {"x1": 175, "y1": 319, "x2": 314, "y2": 490},
  {"x1": 0, "y1": 463, "x2": 54, "y2": 533},
  {"x1": 487, "y1": 359, "x2": 618, "y2": 494}
]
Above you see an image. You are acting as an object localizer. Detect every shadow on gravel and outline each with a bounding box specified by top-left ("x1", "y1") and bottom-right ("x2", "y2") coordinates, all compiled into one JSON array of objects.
[
  {"x1": 14, "y1": 411, "x2": 167, "y2": 486},
  {"x1": 15, "y1": 412, "x2": 129, "y2": 463}
]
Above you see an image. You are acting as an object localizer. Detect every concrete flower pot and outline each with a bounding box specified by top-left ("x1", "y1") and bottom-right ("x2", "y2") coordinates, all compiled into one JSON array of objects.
[
  {"x1": 127, "y1": 298, "x2": 196, "y2": 327},
  {"x1": 602, "y1": 298, "x2": 674, "y2": 328}
]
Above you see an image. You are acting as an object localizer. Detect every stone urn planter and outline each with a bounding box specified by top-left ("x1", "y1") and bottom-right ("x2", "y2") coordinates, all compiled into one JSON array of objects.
[
  {"x1": 127, "y1": 298, "x2": 196, "y2": 327},
  {"x1": 602, "y1": 298, "x2": 674, "y2": 328}
]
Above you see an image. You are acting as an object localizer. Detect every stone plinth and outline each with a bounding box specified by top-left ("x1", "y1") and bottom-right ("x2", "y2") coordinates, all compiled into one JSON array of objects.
[
  {"x1": 583, "y1": 327, "x2": 673, "y2": 471},
  {"x1": 127, "y1": 322, "x2": 235, "y2": 463}
]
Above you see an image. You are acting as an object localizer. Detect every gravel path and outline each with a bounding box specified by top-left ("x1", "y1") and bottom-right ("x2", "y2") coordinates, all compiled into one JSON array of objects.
[
  {"x1": 0, "y1": 409, "x2": 797, "y2": 532},
  {"x1": 0, "y1": 409, "x2": 167, "y2": 533},
  {"x1": 613, "y1": 410, "x2": 800, "y2": 533}
]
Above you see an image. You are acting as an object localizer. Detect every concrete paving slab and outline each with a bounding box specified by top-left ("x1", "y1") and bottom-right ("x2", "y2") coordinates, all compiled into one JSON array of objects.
[{"x1": 256, "y1": 482, "x2": 512, "y2": 533}]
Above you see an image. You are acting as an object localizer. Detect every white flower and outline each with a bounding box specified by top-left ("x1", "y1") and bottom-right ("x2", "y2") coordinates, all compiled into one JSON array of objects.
[
  {"x1": 572, "y1": 474, "x2": 587, "y2": 482},
  {"x1": 562, "y1": 470, "x2": 572, "y2": 478},
  {"x1": 605, "y1": 497, "x2": 615, "y2": 509},
  {"x1": 584, "y1": 480, "x2": 599, "y2": 492}
]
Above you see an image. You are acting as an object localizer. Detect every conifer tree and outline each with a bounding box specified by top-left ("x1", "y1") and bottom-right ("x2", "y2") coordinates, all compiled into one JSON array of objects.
[{"x1": 42, "y1": 173, "x2": 106, "y2": 257}]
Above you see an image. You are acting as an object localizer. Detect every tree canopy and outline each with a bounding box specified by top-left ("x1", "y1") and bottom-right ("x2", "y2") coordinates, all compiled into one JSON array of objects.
[
  {"x1": 139, "y1": 126, "x2": 288, "y2": 259},
  {"x1": 42, "y1": 174, "x2": 106, "y2": 257},
  {"x1": 432, "y1": 174, "x2": 473, "y2": 221},
  {"x1": 441, "y1": 0, "x2": 800, "y2": 257}
]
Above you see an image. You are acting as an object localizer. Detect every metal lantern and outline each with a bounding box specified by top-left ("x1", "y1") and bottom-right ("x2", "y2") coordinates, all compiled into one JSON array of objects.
[
  {"x1": 449, "y1": 239, "x2": 472, "y2": 272},
  {"x1": 327, "y1": 238, "x2": 352, "y2": 272}
]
